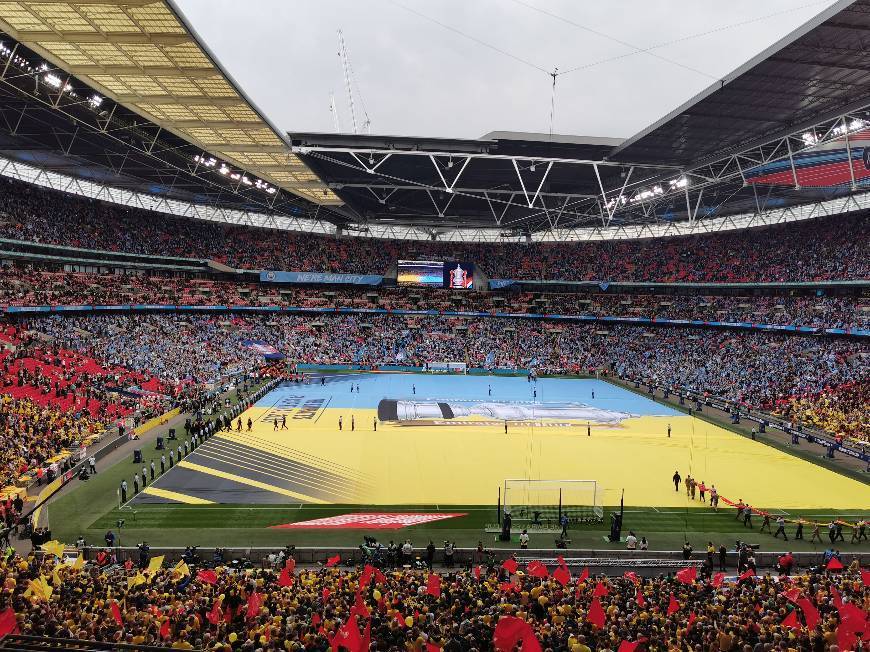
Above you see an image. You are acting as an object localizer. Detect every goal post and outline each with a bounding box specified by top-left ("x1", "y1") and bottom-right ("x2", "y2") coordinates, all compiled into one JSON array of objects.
[
  {"x1": 424, "y1": 361, "x2": 467, "y2": 374},
  {"x1": 503, "y1": 479, "x2": 603, "y2": 525}
]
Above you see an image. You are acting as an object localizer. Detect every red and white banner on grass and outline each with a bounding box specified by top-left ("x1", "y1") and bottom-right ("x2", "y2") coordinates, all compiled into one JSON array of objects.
[{"x1": 270, "y1": 512, "x2": 466, "y2": 530}]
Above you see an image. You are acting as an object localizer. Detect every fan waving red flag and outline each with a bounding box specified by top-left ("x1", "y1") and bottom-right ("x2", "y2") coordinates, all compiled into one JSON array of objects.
[
  {"x1": 493, "y1": 616, "x2": 542, "y2": 652},
  {"x1": 667, "y1": 593, "x2": 680, "y2": 616},
  {"x1": 636, "y1": 588, "x2": 645, "y2": 608},
  {"x1": 278, "y1": 562, "x2": 294, "y2": 587},
  {"x1": 473, "y1": 565, "x2": 482, "y2": 581},
  {"x1": 206, "y1": 597, "x2": 223, "y2": 625},
  {"x1": 553, "y1": 565, "x2": 571, "y2": 587},
  {"x1": 577, "y1": 566, "x2": 589, "y2": 583},
  {"x1": 587, "y1": 597, "x2": 606, "y2": 628},
  {"x1": 796, "y1": 598, "x2": 820, "y2": 631},
  {"x1": 711, "y1": 572, "x2": 726, "y2": 589},
  {"x1": 675, "y1": 567, "x2": 697, "y2": 584},
  {"x1": 325, "y1": 554, "x2": 341, "y2": 568},
  {"x1": 502, "y1": 559, "x2": 518, "y2": 574},
  {"x1": 196, "y1": 569, "x2": 218, "y2": 585},
  {"x1": 623, "y1": 571, "x2": 639, "y2": 585},
  {"x1": 159, "y1": 618, "x2": 171, "y2": 640},
  {"x1": 738, "y1": 568, "x2": 755, "y2": 582},
  {"x1": 245, "y1": 592, "x2": 262, "y2": 620},
  {"x1": 0, "y1": 608, "x2": 19, "y2": 637},
  {"x1": 110, "y1": 600, "x2": 123, "y2": 627},
  {"x1": 426, "y1": 573, "x2": 441, "y2": 598},
  {"x1": 592, "y1": 581, "x2": 609, "y2": 597},
  {"x1": 687, "y1": 612, "x2": 697, "y2": 630},
  {"x1": 526, "y1": 561, "x2": 549, "y2": 579},
  {"x1": 826, "y1": 556, "x2": 844, "y2": 570},
  {"x1": 781, "y1": 610, "x2": 801, "y2": 630}
]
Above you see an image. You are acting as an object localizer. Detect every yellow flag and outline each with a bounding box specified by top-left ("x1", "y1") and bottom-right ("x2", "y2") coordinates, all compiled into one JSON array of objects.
[
  {"x1": 71, "y1": 554, "x2": 84, "y2": 570},
  {"x1": 127, "y1": 573, "x2": 147, "y2": 590},
  {"x1": 25, "y1": 576, "x2": 53, "y2": 601},
  {"x1": 173, "y1": 560, "x2": 190, "y2": 577},
  {"x1": 40, "y1": 540, "x2": 66, "y2": 559},
  {"x1": 51, "y1": 567, "x2": 62, "y2": 587},
  {"x1": 146, "y1": 555, "x2": 165, "y2": 576}
]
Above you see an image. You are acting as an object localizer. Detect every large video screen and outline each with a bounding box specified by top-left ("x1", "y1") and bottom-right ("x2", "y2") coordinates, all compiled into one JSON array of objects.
[
  {"x1": 397, "y1": 260, "x2": 475, "y2": 289},
  {"x1": 397, "y1": 260, "x2": 444, "y2": 286}
]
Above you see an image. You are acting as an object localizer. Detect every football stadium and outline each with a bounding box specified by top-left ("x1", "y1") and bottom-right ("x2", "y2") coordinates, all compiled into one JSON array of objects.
[{"x1": 0, "y1": 0, "x2": 866, "y2": 650}]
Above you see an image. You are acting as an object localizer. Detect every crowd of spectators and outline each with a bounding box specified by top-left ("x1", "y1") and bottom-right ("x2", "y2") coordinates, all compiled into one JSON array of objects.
[
  {"x1": 33, "y1": 315, "x2": 266, "y2": 388},
  {"x1": 0, "y1": 548, "x2": 866, "y2": 651},
  {"x1": 24, "y1": 314, "x2": 868, "y2": 438},
  {"x1": 774, "y1": 382, "x2": 869, "y2": 443},
  {"x1": 1, "y1": 176, "x2": 868, "y2": 281},
  {"x1": 0, "y1": 268, "x2": 866, "y2": 330}
]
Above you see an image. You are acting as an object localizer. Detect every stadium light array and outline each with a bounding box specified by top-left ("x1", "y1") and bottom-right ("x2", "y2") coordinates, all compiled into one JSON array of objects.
[
  {"x1": 605, "y1": 176, "x2": 688, "y2": 211},
  {"x1": 195, "y1": 154, "x2": 277, "y2": 195},
  {"x1": 801, "y1": 118, "x2": 867, "y2": 146}
]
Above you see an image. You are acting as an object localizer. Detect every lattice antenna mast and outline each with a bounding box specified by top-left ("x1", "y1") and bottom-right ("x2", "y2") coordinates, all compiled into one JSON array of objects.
[{"x1": 337, "y1": 29, "x2": 359, "y2": 134}]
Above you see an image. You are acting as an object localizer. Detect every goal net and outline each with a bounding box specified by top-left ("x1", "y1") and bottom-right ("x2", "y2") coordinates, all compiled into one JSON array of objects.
[
  {"x1": 424, "y1": 361, "x2": 467, "y2": 374},
  {"x1": 503, "y1": 479, "x2": 603, "y2": 525}
]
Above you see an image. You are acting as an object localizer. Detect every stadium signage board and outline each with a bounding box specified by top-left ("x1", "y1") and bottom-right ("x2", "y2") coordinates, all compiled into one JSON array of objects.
[{"x1": 260, "y1": 271, "x2": 383, "y2": 285}]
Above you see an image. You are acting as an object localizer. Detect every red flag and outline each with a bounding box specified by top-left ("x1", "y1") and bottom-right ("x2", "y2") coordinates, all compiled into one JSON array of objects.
[
  {"x1": 360, "y1": 620, "x2": 371, "y2": 652},
  {"x1": 526, "y1": 560, "x2": 549, "y2": 578},
  {"x1": 781, "y1": 610, "x2": 801, "y2": 630},
  {"x1": 360, "y1": 564, "x2": 375, "y2": 587},
  {"x1": 325, "y1": 554, "x2": 341, "y2": 568},
  {"x1": 502, "y1": 558, "x2": 518, "y2": 574},
  {"x1": 284, "y1": 557, "x2": 296, "y2": 575},
  {"x1": 667, "y1": 593, "x2": 680, "y2": 616},
  {"x1": 493, "y1": 616, "x2": 543, "y2": 652},
  {"x1": 196, "y1": 569, "x2": 218, "y2": 585},
  {"x1": 587, "y1": 597, "x2": 606, "y2": 628},
  {"x1": 395, "y1": 612, "x2": 406, "y2": 628},
  {"x1": 592, "y1": 581, "x2": 609, "y2": 597},
  {"x1": 553, "y1": 565, "x2": 571, "y2": 587},
  {"x1": 577, "y1": 566, "x2": 589, "y2": 583},
  {"x1": 796, "y1": 597, "x2": 820, "y2": 631},
  {"x1": 635, "y1": 588, "x2": 645, "y2": 608},
  {"x1": 711, "y1": 572, "x2": 725, "y2": 588},
  {"x1": 861, "y1": 568, "x2": 869, "y2": 586},
  {"x1": 623, "y1": 571, "x2": 639, "y2": 585},
  {"x1": 322, "y1": 587, "x2": 331, "y2": 602},
  {"x1": 0, "y1": 608, "x2": 19, "y2": 637},
  {"x1": 426, "y1": 573, "x2": 441, "y2": 598},
  {"x1": 206, "y1": 597, "x2": 223, "y2": 625},
  {"x1": 159, "y1": 618, "x2": 171, "y2": 640},
  {"x1": 826, "y1": 556, "x2": 844, "y2": 570},
  {"x1": 831, "y1": 586, "x2": 844, "y2": 609},
  {"x1": 278, "y1": 562, "x2": 294, "y2": 587},
  {"x1": 311, "y1": 613, "x2": 321, "y2": 628},
  {"x1": 350, "y1": 591, "x2": 370, "y2": 620},
  {"x1": 499, "y1": 581, "x2": 518, "y2": 593},
  {"x1": 373, "y1": 568, "x2": 386, "y2": 585},
  {"x1": 675, "y1": 566, "x2": 697, "y2": 584},
  {"x1": 782, "y1": 587, "x2": 802, "y2": 603},
  {"x1": 474, "y1": 565, "x2": 482, "y2": 581},
  {"x1": 245, "y1": 592, "x2": 262, "y2": 620},
  {"x1": 427, "y1": 643, "x2": 441, "y2": 652},
  {"x1": 687, "y1": 612, "x2": 697, "y2": 630},
  {"x1": 334, "y1": 617, "x2": 362, "y2": 652},
  {"x1": 617, "y1": 640, "x2": 645, "y2": 652},
  {"x1": 110, "y1": 601, "x2": 123, "y2": 627},
  {"x1": 738, "y1": 568, "x2": 755, "y2": 582}
]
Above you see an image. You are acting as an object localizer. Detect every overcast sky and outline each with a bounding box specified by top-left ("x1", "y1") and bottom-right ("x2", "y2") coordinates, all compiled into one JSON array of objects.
[{"x1": 174, "y1": 0, "x2": 839, "y2": 141}]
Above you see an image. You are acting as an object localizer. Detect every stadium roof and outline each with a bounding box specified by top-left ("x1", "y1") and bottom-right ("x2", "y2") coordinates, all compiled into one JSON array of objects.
[
  {"x1": 612, "y1": 0, "x2": 870, "y2": 167},
  {"x1": 0, "y1": 0, "x2": 340, "y2": 206},
  {"x1": 0, "y1": 0, "x2": 869, "y2": 242},
  {"x1": 292, "y1": 0, "x2": 870, "y2": 239}
]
